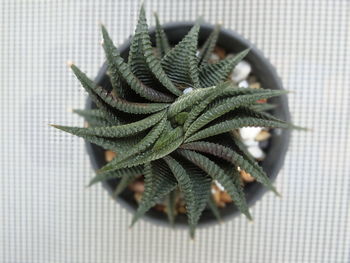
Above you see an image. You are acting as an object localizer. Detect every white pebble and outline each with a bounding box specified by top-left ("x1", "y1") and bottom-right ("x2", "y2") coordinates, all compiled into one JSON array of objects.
[
  {"x1": 243, "y1": 139, "x2": 259, "y2": 147},
  {"x1": 214, "y1": 180, "x2": 225, "y2": 191},
  {"x1": 247, "y1": 146, "x2": 266, "y2": 160},
  {"x1": 231, "y1": 60, "x2": 252, "y2": 83},
  {"x1": 239, "y1": 127, "x2": 262, "y2": 140},
  {"x1": 196, "y1": 50, "x2": 200, "y2": 57},
  {"x1": 183, "y1": 87, "x2": 193, "y2": 94},
  {"x1": 238, "y1": 80, "x2": 249, "y2": 88}
]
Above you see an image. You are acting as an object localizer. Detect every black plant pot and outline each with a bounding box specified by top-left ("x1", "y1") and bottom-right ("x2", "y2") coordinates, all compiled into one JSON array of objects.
[{"x1": 86, "y1": 22, "x2": 291, "y2": 228}]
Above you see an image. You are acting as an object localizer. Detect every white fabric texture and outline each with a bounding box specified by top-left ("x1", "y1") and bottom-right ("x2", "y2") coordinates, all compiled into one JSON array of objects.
[{"x1": 0, "y1": 0, "x2": 349, "y2": 262}]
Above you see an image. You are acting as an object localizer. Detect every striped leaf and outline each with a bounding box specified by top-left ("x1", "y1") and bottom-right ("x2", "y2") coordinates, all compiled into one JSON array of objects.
[
  {"x1": 185, "y1": 89, "x2": 288, "y2": 138},
  {"x1": 161, "y1": 24, "x2": 200, "y2": 88},
  {"x1": 163, "y1": 156, "x2": 211, "y2": 237},
  {"x1": 88, "y1": 165, "x2": 143, "y2": 186},
  {"x1": 113, "y1": 174, "x2": 139, "y2": 196},
  {"x1": 101, "y1": 24, "x2": 174, "y2": 102},
  {"x1": 199, "y1": 49, "x2": 249, "y2": 88},
  {"x1": 177, "y1": 149, "x2": 252, "y2": 219},
  {"x1": 198, "y1": 24, "x2": 221, "y2": 67},
  {"x1": 181, "y1": 141, "x2": 278, "y2": 195},
  {"x1": 73, "y1": 109, "x2": 112, "y2": 127},
  {"x1": 154, "y1": 13, "x2": 170, "y2": 57},
  {"x1": 129, "y1": 6, "x2": 181, "y2": 96},
  {"x1": 167, "y1": 86, "x2": 216, "y2": 118},
  {"x1": 131, "y1": 161, "x2": 177, "y2": 226},
  {"x1": 52, "y1": 110, "x2": 165, "y2": 138},
  {"x1": 185, "y1": 108, "x2": 291, "y2": 143}
]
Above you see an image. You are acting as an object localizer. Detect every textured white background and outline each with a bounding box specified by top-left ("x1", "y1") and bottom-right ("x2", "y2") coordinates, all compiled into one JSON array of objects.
[{"x1": 1, "y1": 0, "x2": 349, "y2": 262}]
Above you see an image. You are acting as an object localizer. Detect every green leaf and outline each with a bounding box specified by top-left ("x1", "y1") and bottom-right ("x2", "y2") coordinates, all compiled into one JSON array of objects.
[
  {"x1": 181, "y1": 141, "x2": 278, "y2": 195},
  {"x1": 184, "y1": 81, "x2": 241, "y2": 130},
  {"x1": 250, "y1": 103, "x2": 277, "y2": 112},
  {"x1": 199, "y1": 49, "x2": 250, "y2": 88},
  {"x1": 101, "y1": 24, "x2": 174, "y2": 102},
  {"x1": 98, "y1": 131, "x2": 183, "y2": 173},
  {"x1": 207, "y1": 195, "x2": 221, "y2": 222},
  {"x1": 165, "y1": 190, "x2": 177, "y2": 226},
  {"x1": 70, "y1": 64, "x2": 122, "y2": 125},
  {"x1": 177, "y1": 149, "x2": 252, "y2": 219},
  {"x1": 73, "y1": 109, "x2": 112, "y2": 127},
  {"x1": 163, "y1": 156, "x2": 211, "y2": 237},
  {"x1": 129, "y1": 6, "x2": 181, "y2": 96},
  {"x1": 98, "y1": 117, "x2": 167, "y2": 170},
  {"x1": 185, "y1": 108, "x2": 291, "y2": 143},
  {"x1": 92, "y1": 85, "x2": 170, "y2": 114},
  {"x1": 198, "y1": 24, "x2": 221, "y2": 67},
  {"x1": 185, "y1": 89, "x2": 288, "y2": 138},
  {"x1": 113, "y1": 174, "x2": 139, "y2": 196},
  {"x1": 152, "y1": 123, "x2": 183, "y2": 151},
  {"x1": 52, "y1": 110, "x2": 165, "y2": 138},
  {"x1": 131, "y1": 161, "x2": 177, "y2": 226},
  {"x1": 89, "y1": 165, "x2": 143, "y2": 186},
  {"x1": 161, "y1": 24, "x2": 200, "y2": 89},
  {"x1": 154, "y1": 13, "x2": 170, "y2": 57},
  {"x1": 167, "y1": 86, "x2": 216, "y2": 118}
]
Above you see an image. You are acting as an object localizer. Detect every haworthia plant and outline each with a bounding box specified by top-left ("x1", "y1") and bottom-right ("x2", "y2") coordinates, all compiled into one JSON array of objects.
[{"x1": 53, "y1": 5, "x2": 298, "y2": 237}]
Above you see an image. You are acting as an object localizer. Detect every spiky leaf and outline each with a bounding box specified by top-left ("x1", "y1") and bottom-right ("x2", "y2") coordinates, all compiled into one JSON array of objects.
[{"x1": 177, "y1": 149, "x2": 252, "y2": 219}]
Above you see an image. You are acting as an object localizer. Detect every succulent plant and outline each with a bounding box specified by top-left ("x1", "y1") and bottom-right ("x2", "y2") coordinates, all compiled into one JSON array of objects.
[{"x1": 53, "y1": 5, "x2": 298, "y2": 237}]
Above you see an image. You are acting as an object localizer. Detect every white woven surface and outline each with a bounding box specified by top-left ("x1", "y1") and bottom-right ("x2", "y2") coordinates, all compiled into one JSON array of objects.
[{"x1": 1, "y1": 0, "x2": 349, "y2": 262}]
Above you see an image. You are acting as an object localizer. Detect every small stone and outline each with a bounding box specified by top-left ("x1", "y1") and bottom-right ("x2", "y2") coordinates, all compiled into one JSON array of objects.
[
  {"x1": 249, "y1": 82, "x2": 261, "y2": 89},
  {"x1": 128, "y1": 180, "x2": 145, "y2": 193},
  {"x1": 178, "y1": 205, "x2": 187, "y2": 214},
  {"x1": 239, "y1": 127, "x2": 262, "y2": 140},
  {"x1": 214, "y1": 180, "x2": 225, "y2": 191},
  {"x1": 247, "y1": 146, "x2": 266, "y2": 160},
  {"x1": 240, "y1": 170, "x2": 255, "y2": 183},
  {"x1": 238, "y1": 80, "x2": 249, "y2": 88},
  {"x1": 220, "y1": 191, "x2": 232, "y2": 203},
  {"x1": 255, "y1": 130, "x2": 271, "y2": 141},
  {"x1": 231, "y1": 60, "x2": 251, "y2": 83},
  {"x1": 213, "y1": 46, "x2": 226, "y2": 59},
  {"x1": 243, "y1": 139, "x2": 259, "y2": 147},
  {"x1": 105, "y1": 150, "x2": 116, "y2": 162},
  {"x1": 183, "y1": 87, "x2": 193, "y2": 94},
  {"x1": 134, "y1": 192, "x2": 142, "y2": 203}
]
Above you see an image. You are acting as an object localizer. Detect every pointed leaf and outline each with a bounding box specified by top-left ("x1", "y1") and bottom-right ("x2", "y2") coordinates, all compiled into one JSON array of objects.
[
  {"x1": 70, "y1": 64, "x2": 121, "y2": 125},
  {"x1": 177, "y1": 149, "x2": 251, "y2": 219},
  {"x1": 99, "y1": 117, "x2": 167, "y2": 170},
  {"x1": 113, "y1": 174, "x2": 139, "y2": 196},
  {"x1": 161, "y1": 24, "x2": 200, "y2": 88},
  {"x1": 101, "y1": 24, "x2": 174, "y2": 102},
  {"x1": 185, "y1": 108, "x2": 291, "y2": 143},
  {"x1": 208, "y1": 195, "x2": 221, "y2": 221},
  {"x1": 92, "y1": 84, "x2": 170, "y2": 114},
  {"x1": 198, "y1": 25, "x2": 221, "y2": 67},
  {"x1": 185, "y1": 89, "x2": 288, "y2": 138},
  {"x1": 73, "y1": 109, "x2": 111, "y2": 127},
  {"x1": 52, "y1": 110, "x2": 165, "y2": 138},
  {"x1": 199, "y1": 49, "x2": 249, "y2": 88},
  {"x1": 154, "y1": 13, "x2": 170, "y2": 57},
  {"x1": 131, "y1": 161, "x2": 177, "y2": 226},
  {"x1": 165, "y1": 190, "x2": 177, "y2": 226},
  {"x1": 89, "y1": 165, "x2": 143, "y2": 186},
  {"x1": 167, "y1": 86, "x2": 216, "y2": 118}
]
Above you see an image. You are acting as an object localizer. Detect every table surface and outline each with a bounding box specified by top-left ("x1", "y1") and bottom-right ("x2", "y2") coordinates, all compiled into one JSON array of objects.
[{"x1": 1, "y1": 1, "x2": 349, "y2": 262}]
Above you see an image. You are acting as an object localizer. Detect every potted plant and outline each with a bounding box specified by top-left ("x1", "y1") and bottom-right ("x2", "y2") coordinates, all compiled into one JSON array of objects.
[{"x1": 53, "y1": 5, "x2": 301, "y2": 237}]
